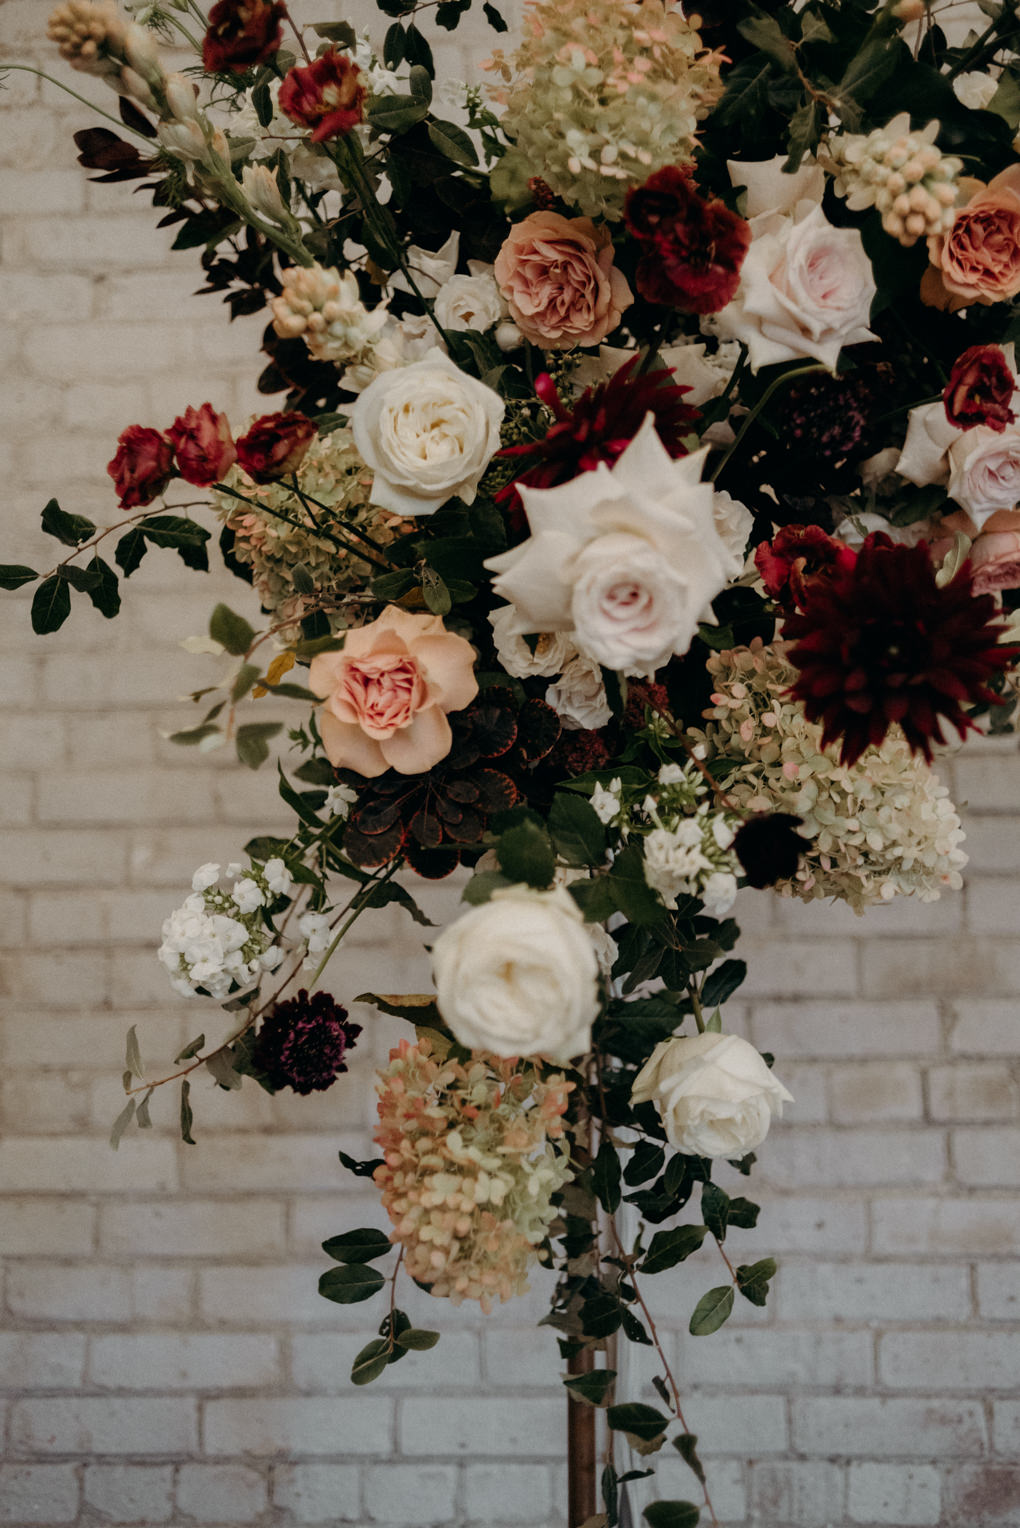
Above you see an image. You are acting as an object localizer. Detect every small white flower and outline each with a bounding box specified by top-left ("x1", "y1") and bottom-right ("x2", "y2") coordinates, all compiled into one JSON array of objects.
[
  {"x1": 657, "y1": 763, "x2": 685, "y2": 786},
  {"x1": 590, "y1": 781, "x2": 622, "y2": 825},
  {"x1": 263, "y1": 858, "x2": 293, "y2": 896},
  {"x1": 231, "y1": 877, "x2": 265, "y2": 913},
  {"x1": 701, "y1": 870, "x2": 739, "y2": 918},
  {"x1": 299, "y1": 910, "x2": 332, "y2": 953},
  {"x1": 545, "y1": 654, "x2": 612, "y2": 730},
  {"x1": 323, "y1": 783, "x2": 358, "y2": 820},
  {"x1": 191, "y1": 862, "x2": 221, "y2": 892}
]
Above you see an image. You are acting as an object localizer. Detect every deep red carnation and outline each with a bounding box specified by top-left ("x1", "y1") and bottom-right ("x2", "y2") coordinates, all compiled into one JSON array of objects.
[
  {"x1": 944, "y1": 344, "x2": 1017, "y2": 432},
  {"x1": 755, "y1": 524, "x2": 857, "y2": 614},
  {"x1": 252, "y1": 989, "x2": 361, "y2": 1094},
  {"x1": 624, "y1": 166, "x2": 751, "y2": 314},
  {"x1": 202, "y1": 0, "x2": 285, "y2": 73},
  {"x1": 167, "y1": 403, "x2": 236, "y2": 487},
  {"x1": 278, "y1": 50, "x2": 365, "y2": 143},
  {"x1": 783, "y1": 533, "x2": 1016, "y2": 766},
  {"x1": 236, "y1": 411, "x2": 317, "y2": 484},
  {"x1": 107, "y1": 425, "x2": 174, "y2": 510}
]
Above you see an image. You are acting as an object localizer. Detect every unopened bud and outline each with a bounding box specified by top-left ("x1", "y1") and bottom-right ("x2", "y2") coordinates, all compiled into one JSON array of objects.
[
  {"x1": 124, "y1": 20, "x2": 162, "y2": 78},
  {"x1": 242, "y1": 162, "x2": 290, "y2": 223},
  {"x1": 165, "y1": 71, "x2": 199, "y2": 121},
  {"x1": 118, "y1": 64, "x2": 157, "y2": 109},
  {"x1": 158, "y1": 116, "x2": 207, "y2": 162},
  {"x1": 892, "y1": 0, "x2": 926, "y2": 21}
]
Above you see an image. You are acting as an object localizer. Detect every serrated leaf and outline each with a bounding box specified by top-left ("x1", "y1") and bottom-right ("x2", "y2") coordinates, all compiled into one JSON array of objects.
[
  {"x1": 643, "y1": 1503, "x2": 699, "y2": 1528},
  {"x1": 322, "y1": 1228, "x2": 394, "y2": 1264},
  {"x1": 180, "y1": 1078, "x2": 195, "y2": 1145},
  {"x1": 564, "y1": 1368, "x2": 616, "y2": 1406},
  {"x1": 592, "y1": 1140, "x2": 622, "y2": 1215},
  {"x1": 736, "y1": 1256, "x2": 777, "y2": 1307},
  {"x1": 640, "y1": 1224, "x2": 708, "y2": 1275},
  {"x1": 0, "y1": 564, "x2": 38, "y2": 590},
  {"x1": 427, "y1": 117, "x2": 478, "y2": 166},
  {"x1": 688, "y1": 1284, "x2": 734, "y2": 1336},
  {"x1": 394, "y1": 1328, "x2": 440, "y2": 1351},
  {"x1": 210, "y1": 602, "x2": 256, "y2": 655},
  {"x1": 318, "y1": 1263, "x2": 386, "y2": 1304},
  {"x1": 351, "y1": 1337, "x2": 391, "y2": 1385},
  {"x1": 31, "y1": 575, "x2": 71, "y2": 634},
  {"x1": 236, "y1": 721, "x2": 283, "y2": 770},
  {"x1": 125, "y1": 1024, "x2": 144, "y2": 1080},
  {"x1": 109, "y1": 1096, "x2": 136, "y2": 1149},
  {"x1": 549, "y1": 792, "x2": 606, "y2": 867},
  {"x1": 41, "y1": 498, "x2": 95, "y2": 547}
]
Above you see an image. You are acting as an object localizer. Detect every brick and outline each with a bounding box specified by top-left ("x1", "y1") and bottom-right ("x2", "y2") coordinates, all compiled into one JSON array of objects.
[
  {"x1": 860, "y1": 937, "x2": 1020, "y2": 997},
  {"x1": 954, "y1": 750, "x2": 1020, "y2": 811},
  {"x1": 0, "y1": 828, "x2": 129, "y2": 886},
  {"x1": 399, "y1": 1396, "x2": 565, "y2": 1457},
  {"x1": 880, "y1": 1331, "x2": 1020, "y2": 1390},
  {"x1": 672, "y1": 1394, "x2": 790, "y2": 1455},
  {"x1": 949, "y1": 999, "x2": 1020, "y2": 1053},
  {"x1": 829, "y1": 1062, "x2": 924, "y2": 1123},
  {"x1": 199, "y1": 1264, "x2": 330, "y2": 1325},
  {"x1": 38, "y1": 767, "x2": 221, "y2": 826},
  {"x1": 847, "y1": 1463, "x2": 941, "y2": 1525},
  {"x1": 977, "y1": 1263, "x2": 1020, "y2": 1320},
  {"x1": 271, "y1": 1464, "x2": 362, "y2": 1523},
  {"x1": 748, "y1": 1000, "x2": 940, "y2": 1058},
  {"x1": 749, "y1": 1460, "x2": 844, "y2": 1526},
  {"x1": 754, "y1": 1192, "x2": 869, "y2": 1253},
  {"x1": 993, "y1": 1401, "x2": 1020, "y2": 1455},
  {"x1": 0, "y1": 167, "x2": 85, "y2": 216},
  {"x1": 181, "y1": 1133, "x2": 373, "y2": 1192},
  {"x1": 872, "y1": 1195, "x2": 1020, "y2": 1255},
  {"x1": 775, "y1": 1261, "x2": 970, "y2": 1323},
  {"x1": 88, "y1": 1333, "x2": 280, "y2": 1390},
  {"x1": 0, "y1": 1197, "x2": 96, "y2": 1254},
  {"x1": 98, "y1": 1198, "x2": 287, "y2": 1258},
  {"x1": 461, "y1": 1465, "x2": 551, "y2": 1524},
  {"x1": 966, "y1": 877, "x2": 1020, "y2": 934},
  {"x1": 774, "y1": 1061, "x2": 828, "y2": 1123},
  {"x1": 10, "y1": 1396, "x2": 198, "y2": 1456},
  {"x1": 204, "y1": 1397, "x2": 394, "y2": 1457},
  {"x1": 942, "y1": 1465, "x2": 1020, "y2": 1525},
  {"x1": 176, "y1": 1464, "x2": 268, "y2": 1523},
  {"x1": 83, "y1": 1465, "x2": 174, "y2": 1522},
  {"x1": 364, "y1": 1464, "x2": 459, "y2": 1523},
  {"x1": 0, "y1": 1333, "x2": 86, "y2": 1389},
  {"x1": 953, "y1": 1126, "x2": 1020, "y2": 1185},
  {"x1": 929, "y1": 1062, "x2": 1018, "y2": 1120},
  {"x1": 959, "y1": 816, "x2": 1020, "y2": 872},
  {"x1": 22, "y1": 213, "x2": 176, "y2": 269},
  {"x1": 761, "y1": 1127, "x2": 946, "y2": 1188},
  {"x1": 482, "y1": 1330, "x2": 561, "y2": 1389},
  {"x1": 2, "y1": 949, "x2": 109, "y2": 1008},
  {"x1": 791, "y1": 1397, "x2": 986, "y2": 1457},
  {"x1": 0, "y1": 1465, "x2": 80, "y2": 1524},
  {"x1": 679, "y1": 1328, "x2": 873, "y2": 1389},
  {"x1": 291, "y1": 1331, "x2": 480, "y2": 1392},
  {"x1": 0, "y1": 1135, "x2": 177, "y2": 1193},
  {"x1": 738, "y1": 937, "x2": 858, "y2": 997},
  {"x1": 6, "y1": 1263, "x2": 192, "y2": 1324}
]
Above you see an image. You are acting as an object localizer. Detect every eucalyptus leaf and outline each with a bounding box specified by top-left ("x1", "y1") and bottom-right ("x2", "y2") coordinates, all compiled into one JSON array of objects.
[{"x1": 109, "y1": 1097, "x2": 136, "y2": 1149}]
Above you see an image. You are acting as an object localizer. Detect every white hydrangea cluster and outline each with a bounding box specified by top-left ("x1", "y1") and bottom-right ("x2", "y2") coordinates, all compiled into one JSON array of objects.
[
  {"x1": 270, "y1": 264, "x2": 389, "y2": 366},
  {"x1": 695, "y1": 641, "x2": 968, "y2": 912},
  {"x1": 158, "y1": 859, "x2": 292, "y2": 999},
  {"x1": 824, "y1": 114, "x2": 961, "y2": 247}
]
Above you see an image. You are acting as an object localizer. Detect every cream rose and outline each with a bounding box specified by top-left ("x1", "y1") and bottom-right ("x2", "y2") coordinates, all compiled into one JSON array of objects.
[
  {"x1": 545, "y1": 653, "x2": 612, "y2": 730},
  {"x1": 494, "y1": 211, "x2": 633, "y2": 350},
  {"x1": 631, "y1": 1031, "x2": 794, "y2": 1158},
  {"x1": 716, "y1": 156, "x2": 877, "y2": 371},
  {"x1": 485, "y1": 416, "x2": 740, "y2": 678},
  {"x1": 431, "y1": 885, "x2": 601, "y2": 1061},
  {"x1": 488, "y1": 603, "x2": 580, "y2": 680},
  {"x1": 308, "y1": 606, "x2": 478, "y2": 777},
  {"x1": 350, "y1": 349, "x2": 504, "y2": 517},
  {"x1": 434, "y1": 268, "x2": 506, "y2": 333}
]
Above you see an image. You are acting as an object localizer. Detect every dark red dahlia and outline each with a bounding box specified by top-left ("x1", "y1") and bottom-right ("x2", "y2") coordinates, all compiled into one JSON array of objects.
[
  {"x1": 944, "y1": 345, "x2": 1017, "y2": 432},
  {"x1": 624, "y1": 166, "x2": 751, "y2": 313},
  {"x1": 733, "y1": 813, "x2": 805, "y2": 888},
  {"x1": 755, "y1": 524, "x2": 857, "y2": 615},
  {"x1": 107, "y1": 425, "x2": 174, "y2": 509},
  {"x1": 202, "y1": 0, "x2": 285, "y2": 73},
  {"x1": 783, "y1": 533, "x2": 1016, "y2": 767},
  {"x1": 278, "y1": 50, "x2": 366, "y2": 143},
  {"x1": 252, "y1": 989, "x2": 361, "y2": 1094},
  {"x1": 237, "y1": 411, "x2": 317, "y2": 484},
  {"x1": 498, "y1": 357, "x2": 698, "y2": 523}
]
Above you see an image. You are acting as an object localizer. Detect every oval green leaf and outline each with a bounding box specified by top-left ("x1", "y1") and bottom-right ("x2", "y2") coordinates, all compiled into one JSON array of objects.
[
  {"x1": 318, "y1": 1263, "x2": 386, "y2": 1304},
  {"x1": 688, "y1": 1284, "x2": 734, "y2": 1337}
]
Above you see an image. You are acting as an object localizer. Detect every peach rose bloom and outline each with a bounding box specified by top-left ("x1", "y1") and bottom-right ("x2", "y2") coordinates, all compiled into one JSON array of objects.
[
  {"x1": 927, "y1": 166, "x2": 1020, "y2": 306},
  {"x1": 937, "y1": 507, "x2": 1020, "y2": 595},
  {"x1": 308, "y1": 606, "x2": 478, "y2": 777},
  {"x1": 494, "y1": 210, "x2": 632, "y2": 349}
]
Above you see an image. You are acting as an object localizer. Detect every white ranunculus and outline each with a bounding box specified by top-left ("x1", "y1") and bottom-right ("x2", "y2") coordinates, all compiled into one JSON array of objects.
[
  {"x1": 489, "y1": 603, "x2": 579, "y2": 679},
  {"x1": 545, "y1": 653, "x2": 612, "y2": 730},
  {"x1": 434, "y1": 267, "x2": 505, "y2": 333},
  {"x1": 431, "y1": 885, "x2": 601, "y2": 1061},
  {"x1": 350, "y1": 348, "x2": 504, "y2": 516},
  {"x1": 485, "y1": 416, "x2": 740, "y2": 678},
  {"x1": 716, "y1": 156, "x2": 877, "y2": 372},
  {"x1": 631, "y1": 1031, "x2": 794, "y2": 1158}
]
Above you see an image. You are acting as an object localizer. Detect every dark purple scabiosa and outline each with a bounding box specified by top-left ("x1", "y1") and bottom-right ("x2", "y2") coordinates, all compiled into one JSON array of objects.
[
  {"x1": 253, "y1": 989, "x2": 361, "y2": 1094},
  {"x1": 733, "y1": 813, "x2": 805, "y2": 888},
  {"x1": 783, "y1": 533, "x2": 1015, "y2": 767}
]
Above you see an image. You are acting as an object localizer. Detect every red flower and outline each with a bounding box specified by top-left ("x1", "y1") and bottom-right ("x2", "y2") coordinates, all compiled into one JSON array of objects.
[
  {"x1": 783, "y1": 533, "x2": 1015, "y2": 766},
  {"x1": 278, "y1": 50, "x2": 366, "y2": 143},
  {"x1": 167, "y1": 403, "x2": 236, "y2": 487},
  {"x1": 202, "y1": 0, "x2": 285, "y2": 73},
  {"x1": 943, "y1": 344, "x2": 1017, "y2": 433},
  {"x1": 107, "y1": 425, "x2": 174, "y2": 510},
  {"x1": 624, "y1": 166, "x2": 751, "y2": 314},
  {"x1": 236, "y1": 411, "x2": 317, "y2": 484},
  {"x1": 755, "y1": 524, "x2": 857, "y2": 614},
  {"x1": 252, "y1": 990, "x2": 361, "y2": 1095}
]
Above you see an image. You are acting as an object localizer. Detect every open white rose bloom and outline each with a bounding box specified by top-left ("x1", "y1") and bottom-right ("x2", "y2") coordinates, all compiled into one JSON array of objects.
[{"x1": 632, "y1": 1032, "x2": 795, "y2": 1158}]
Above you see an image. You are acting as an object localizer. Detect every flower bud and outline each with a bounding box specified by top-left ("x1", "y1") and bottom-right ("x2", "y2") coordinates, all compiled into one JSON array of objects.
[
  {"x1": 118, "y1": 65, "x2": 157, "y2": 109},
  {"x1": 157, "y1": 117, "x2": 207, "y2": 163},
  {"x1": 241, "y1": 162, "x2": 290, "y2": 223},
  {"x1": 165, "y1": 72, "x2": 199, "y2": 121},
  {"x1": 123, "y1": 20, "x2": 162, "y2": 80}
]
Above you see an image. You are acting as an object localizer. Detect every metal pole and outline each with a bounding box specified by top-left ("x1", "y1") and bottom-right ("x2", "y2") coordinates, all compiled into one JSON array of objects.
[{"x1": 566, "y1": 1344, "x2": 598, "y2": 1525}]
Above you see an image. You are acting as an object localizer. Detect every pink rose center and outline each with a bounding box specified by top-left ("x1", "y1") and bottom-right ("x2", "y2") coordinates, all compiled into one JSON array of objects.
[{"x1": 333, "y1": 653, "x2": 426, "y2": 737}]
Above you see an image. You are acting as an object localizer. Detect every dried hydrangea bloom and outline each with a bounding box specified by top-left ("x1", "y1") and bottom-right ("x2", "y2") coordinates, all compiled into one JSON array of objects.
[
  {"x1": 374, "y1": 1036, "x2": 573, "y2": 1311},
  {"x1": 485, "y1": 0, "x2": 724, "y2": 220},
  {"x1": 693, "y1": 640, "x2": 968, "y2": 912}
]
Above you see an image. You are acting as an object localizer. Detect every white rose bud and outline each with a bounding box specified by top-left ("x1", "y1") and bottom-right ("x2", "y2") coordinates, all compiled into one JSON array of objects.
[
  {"x1": 431, "y1": 885, "x2": 601, "y2": 1061},
  {"x1": 631, "y1": 1032, "x2": 794, "y2": 1158}
]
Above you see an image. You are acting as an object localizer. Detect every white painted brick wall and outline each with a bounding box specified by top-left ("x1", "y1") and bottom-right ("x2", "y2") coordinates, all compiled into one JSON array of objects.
[{"x1": 2, "y1": 2, "x2": 1019, "y2": 1525}]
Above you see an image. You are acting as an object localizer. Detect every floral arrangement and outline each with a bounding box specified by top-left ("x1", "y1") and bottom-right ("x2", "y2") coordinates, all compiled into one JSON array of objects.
[{"x1": 8, "y1": 0, "x2": 1020, "y2": 1522}]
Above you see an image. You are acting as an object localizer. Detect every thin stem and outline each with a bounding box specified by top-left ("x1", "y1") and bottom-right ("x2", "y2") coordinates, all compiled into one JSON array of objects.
[
  {"x1": 164, "y1": 13, "x2": 203, "y2": 50},
  {"x1": 688, "y1": 983, "x2": 707, "y2": 1035},
  {"x1": 213, "y1": 479, "x2": 394, "y2": 572},
  {"x1": 709, "y1": 362, "x2": 827, "y2": 483},
  {"x1": 308, "y1": 861, "x2": 399, "y2": 987},
  {"x1": 714, "y1": 1236, "x2": 738, "y2": 1283},
  {"x1": 4, "y1": 65, "x2": 152, "y2": 138},
  {"x1": 279, "y1": 2, "x2": 313, "y2": 64},
  {"x1": 288, "y1": 477, "x2": 389, "y2": 555}
]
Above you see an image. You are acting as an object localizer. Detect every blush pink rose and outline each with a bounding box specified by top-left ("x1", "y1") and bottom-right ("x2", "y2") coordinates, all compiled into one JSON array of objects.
[
  {"x1": 167, "y1": 402, "x2": 236, "y2": 487},
  {"x1": 494, "y1": 211, "x2": 632, "y2": 350},
  {"x1": 928, "y1": 166, "x2": 1020, "y2": 306},
  {"x1": 308, "y1": 606, "x2": 478, "y2": 778},
  {"x1": 970, "y1": 530, "x2": 1020, "y2": 594}
]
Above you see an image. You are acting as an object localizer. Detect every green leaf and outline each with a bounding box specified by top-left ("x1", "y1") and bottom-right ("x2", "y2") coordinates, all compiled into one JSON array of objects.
[
  {"x1": 115, "y1": 528, "x2": 147, "y2": 576},
  {"x1": 427, "y1": 117, "x2": 479, "y2": 166},
  {"x1": 139, "y1": 514, "x2": 211, "y2": 549},
  {"x1": 701, "y1": 960, "x2": 745, "y2": 1007},
  {"x1": 0, "y1": 564, "x2": 38, "y2": 590},
  {"x1": 394, "y1": 1327, "x2": 440, "y2": 1351},
  {"x1": 549, "y1": 792, "x2": 606, "y2": 867},
  {"x1": 688, "y1": 1284, "x2": 734, "y2": 1337},
  {"x1": 496, "y1": 819, "x2": 556, "y2": 888},
  {"x1": 620, "y1": 1307, "x2": 652, "y2": 1347},
  {"x1": 673, "y1": 1433, "x2": 706, "y2": 1486},
  {"x1": 837, "y1": 34, "x2": 906, "y2": 108},
  {"x1": 124, "y1": 1024, "x2": 144, "y2": 1080},
  {"x1": 252, "y1": 77, "x2": 273, "y2": 128},
  {"x1": 59, "y1": 565, "x2": 101, "y2": 593},
  {"x1": 260, "y1": 681, "x2": 320, "y2": 702},
  {"x1": 366, "y1": 94, "x2": 428, "y2": 133},
  {"x1": 83, "y1": 555, "x2": 120, "y2": 618},
  {"x1": 565, "y1": 1368, "x2": 616, "y2": 1406},
  {"x1": 419, "y1": 564, "x2": 452, "y2": 615},
  {"x1": 383, "y1": 21, "x2": 406, "y2": 67},
  {"x1": 135, "y1": 1088, "x2": 154, "y2": 1130},
  {"x1": 581, "y1": 1292, "x2": 622, "y2": 1338},
  {"x1": 784, "y1": 96, "x2": 822, "y2": 173},
  {"x1": 231, "y1": 663, "x2": 261, "y2": 703},
  {"x1": 41, "y1": 498, "x2": 95, "y2": 547},
  {"x1": 641, "y1": 1224, "x2": 708, "y2": 1276},
  {"x1": 701, "y1": 1183, "x2": 730, "y2": 1243},
  {"x1": 174, "y1": 1034, "x2": 206, "y2": 1064},
  {"x1": 318, "y1": 1263, "x2": 386, "y2": 1305},
  {"x1": 311, "y1": 19, "x2": 357, "y2": 44},
  {"x1": 727, "y1": 1196, "x2": 760, "y2": 1229},
  {"x1": 322, "y1": 1228, "x2": 394, "y2": 1264},
  {"x1": 602, "y1": 1463, "x2": 619, "y2": 1528},
  {"x1": 737, "y1": 15, "x2": 795, "y2": 69},
  {"x1": 170, "y1": 208, "x2": 241, "y2": 250},
  {"x1": 338, "y1": 1149, "x2": 385, "y2": 1179},
  {"x1": 109, "y1": 1097, "x2": 136, "y2": 1149},
  {"x1": 236, "y1": 721, "x2": 283, "y2": 770},
  {"x1": 482, "y1": 1, "x2": 508, "y2": 30},
  {"x1": 168, "y1": 723, "x2": 222, "y2": 748},
  {"x1": 624, "y1": 1140, "x2": 665, "y2": 1187},
  {"x1": 736, "y1": 1256, "x2": 777, "y2": 1307},
  {"x1": 408, "y1": 64, "x2": 432, "y2": 103},
  {"x1": 592, "y1": 1140, "x2": 622, "y2": 1215},
  {"x1": 606, "y1": 1403, "x2": 669, "y2": 1443},
  {"x1": 351, "y1": 1337, "x2": 391, "y2": 1385},
  {"x1": 205, "y1": 1050, "x2": 243, "y2": 1090},
  {"x1": 461, "y1": 869, "x2": 513, "y2": 906},
  {"x1": 180, "y1": 1078, "x2": 195, "y2": 1145},
  {"x1": 613, "y1": 843, "x2": 668, "y2": 926},
  {"x1": 355, "y1": 991, "x2": 440, "y2": 1025},
  {"x1": 988, "y1": 70, "x2": 1020, "y2": 129},
  {"x1": 210, "y1": 602, "x2": 256, "y2": 655},
  {"x1": 31, "y1": 575, "x2": 71, "y2": 635},
  {"x1": 643, "y1": 1503, "x2": 700, "y2": 1528}
]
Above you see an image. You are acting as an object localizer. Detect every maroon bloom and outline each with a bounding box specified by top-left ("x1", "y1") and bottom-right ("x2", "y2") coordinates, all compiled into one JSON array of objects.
[
  {"x1": 733, "y1": 813, "x2": 805, "y2": 888},
  {"x1": 624, "y1": 678, "x2": 672, "y2": 730},
  {"x1": 755, "y1": 524, "x2": 857, "y2": 615},
  {"x1": 253, "y1": 989, "x2": 361, "y2": 1095},
  {"x1": 202, "y1": 0, "x2": 285, "y2": 73},
  {"x1": 943, "y1": 344, "x2": 1017, "y2": 432},
  {"x1": 236, "y1": 411, "x2": 317, "y2": 484},
  {"x1": 624, "y1": 166, "x2": 751, "y2": 314},
  {"x1": 107, "y1": 424, "x2": 174, "y2": 510},
  {"x1": 783, "y1": 533, "x2": 1016, "y2": 766},
  {"x1": 167, "y1": 403, "x2": 236, "y2": 488},
  {"x1": 278, "y1": 50, "x2": 366, "y2": 143}
]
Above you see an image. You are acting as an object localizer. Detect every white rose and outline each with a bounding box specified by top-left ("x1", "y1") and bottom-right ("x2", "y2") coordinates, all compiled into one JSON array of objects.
[
  {"x1": 431, "y1": 885, "x2": 601, "y2": 1061},
  {"x1": 631, "y1": 1032, "x2": 794, "y2": 1158},
  {"x1": 350, "y1": 349, "x2": 504, "y2": 517},
  {"x1": 711, "y1": 490, "x2": 755, "y2": 567},
  {"x1": 489, "y1": 603, "x2": 579, "y2": 679},
  {"x1": 485, "y1": 416, "x2": 740, "y2": 678},
  {"x1": 545, "y1": 653, "x2": 612, "y2": 730},
  {"x1": 434, "y1": 268, "x2": 505, "y2": 333},
  {"x1": 895, "y1": 398, "x2": 961, "y2": 488},
  {"x1": 947, "y1": 424, "x2": 1020, "y2": 528},
  {"x1": 388, "y1": 231, "x2": 460, "y2": 300},
  {"x1": 717, "y1": 157, "x2": 877, "y2": 372}
]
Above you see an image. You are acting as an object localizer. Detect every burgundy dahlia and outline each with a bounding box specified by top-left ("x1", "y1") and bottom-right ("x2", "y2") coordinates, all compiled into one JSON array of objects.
[
  {"x1": 755, "y1": 524, "x2": 857, "y2": 615},
  {"x1": 624, "y1": 166, "x2": 751, "y2": 314},
  {"x1": 253, "y1": 989, "x2": 361, "y2": 1094},
  {"x1": 278, "y1": 50, "x2": 366, "y2": 143},
  {"x1": 783, "y1": 533, "x2": 1015, "y2": 767},
  {"x1": 236, "y1": 411, "x2": 317, "y2": 484},
  {"x1": 107, "y1": 424, "x2": 174, "y2": 509},
  {"x1": 944, "y1": 344, "x2": 1017, "y2": 432},
  {"x1": 202, "y1": 0, "x2": 285, "y2": 73}
]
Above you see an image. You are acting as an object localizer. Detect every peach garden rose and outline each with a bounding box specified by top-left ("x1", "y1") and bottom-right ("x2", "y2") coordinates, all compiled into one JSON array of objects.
[
  {"x1": 926, "y1": 166, "x2": 1020, "y2": 306},
  {"x1": 308, "y1": 606, "x2": 478, "y2": 777},
  {"x1": 493, "y1": 210, "x2": 633, "y2": 350}
]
